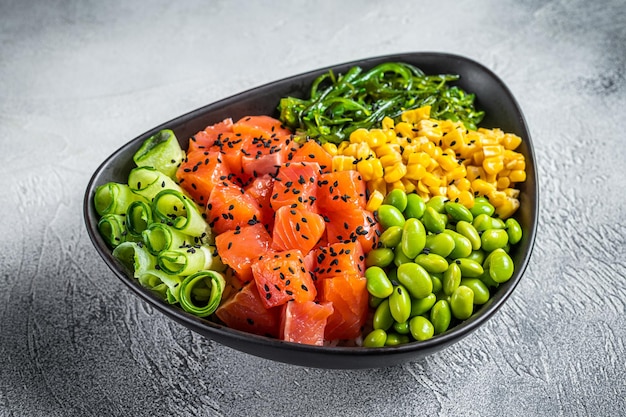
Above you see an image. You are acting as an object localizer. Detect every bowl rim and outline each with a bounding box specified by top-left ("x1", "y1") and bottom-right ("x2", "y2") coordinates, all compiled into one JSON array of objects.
[{"x1": 83, "y1": 51, "x2": 538, "y2": 368}]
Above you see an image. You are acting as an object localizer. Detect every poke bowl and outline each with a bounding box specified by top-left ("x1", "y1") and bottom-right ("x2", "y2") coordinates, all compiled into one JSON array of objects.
[{"x1": 84, "y1": 52, "x2": 537, "y2": 369}]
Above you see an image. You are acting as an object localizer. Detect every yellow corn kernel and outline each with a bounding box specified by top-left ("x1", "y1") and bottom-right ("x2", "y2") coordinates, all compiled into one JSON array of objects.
[
  {"x1": 401, "y1": 106, "x2": 431, "y2": 124},
  {"x1": 349, "y1": 128, "x2": 369, "y2": 143},
  {"x1": 421, "y1": 172, "x2": 441, "y2": 188},
  {"x1": 405, "y1": 162, "x2": 427, "y2": 180},
  {"x1": 427, "y1": 157, "x2": 440, "y2": 172},
  {"x1": 337, "y1": 141, "x2": 350, "y2": 154},
  {"x1": 356, "y1": 158, "x2": 384, "y2": 181},
  {"x1": 447, "y1": 165, "x2": 467, "y2": 181},
  {"x1": 447, "y1": 184, "x2": 461, "y2": 201},
  {"x1": 367, "y1": 178, "x2": 387, "y2": 197},
  {"x1": 494, "y1": 197, "x2": 519, "y2": 219},
  {"x1": 375, "y1": 143, "x2": 401, "y2": 158},
  {"x1": 504, "y1": 187, "x2": 520, "y2": 199},
  {"x1": 420, "y1": 141, "x2": 436, "y2": 157},
  {"x1": 510, "y1": 169, "x2": 527, "y2": 183},
  {"x1": 456, "y1": 190, "x2": 475, "y2": 208},
  {"x1": 502, "y1": 133, "x2": 522, "y2": 150},
  {"x1": 416, "y1": 180, "x2": 430, "y2": 195},
  {"x1": 429, "y1": 186, "x2": 447, "y2": 197},
  {"x1": 322, "y1": 142, "x2": 338, "y2": 156},
  {"x1": 367, "y1": 129, "x2": 389, "y2": 148},
  {"x1": 384, "y1": 162, "x2": 407, "y2": 183},
  {"x1": 456, "y1": 143, "x2": 475, "y2": 160},
  {"x1": 484, "y1": 172, "x2": 498, "y2": 184},
  {"x1": 506, "y1": 159, "x2": 526, "y2": 171},
  {"x1": 332, "y1": 155, "x2": 356, "y2": 172},
  {"x1": 497, "y1": 176, "x2": 511, "y2": 189},
  {"x1": 443, "y1": 126, "x2": 464, "y2": 150},
  {"x1": 401, "y1": 178, "x2": 416, "y2": 194},
  {"x1": 483, "y1": 156, "x2": 504, "y2": 176},
  {"x1": 465, "y1": 165, "x2": 482, "y2": 182},
  {"x1": 471, "y1": 179, "x2": 496, "y2": 196},
  {"x1": 416, "y1": 119, "x2": 443, "y2": 142},
  {"x1": 379, "y1": 152, "x2": 403, "y2": 168},
  {"x1": 487, "y1": 190, "x2": 508, "y2": 207},
  {"x1": 381, "y1": 117, "x2": 395, "y2": 131},
  {"x1": 455, "y1": 177, "x2": 471, "y2": 192},
  {"x1": 498, "y1": 169, "x2": 511, "y2": 178},
  {"x1": 395, "y1": 122, "x2": 416, "y2": 140},
  {"x1": 438, "y1": 153, "x2": 459, "y2": 172},
  {"x1": 482, "y1": 145, "x2": 504, "y2": 159},
  {"x1": 401, "y1": 143, "x2": 421, "y2": 161},
  {"x1": 366, "y1": 190, "x2": 385, "y2": 212}
]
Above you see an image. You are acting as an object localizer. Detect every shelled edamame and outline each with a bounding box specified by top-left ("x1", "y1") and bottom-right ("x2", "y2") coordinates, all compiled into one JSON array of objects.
[{"x1": 363, "y1": 190, "x2": 521, "y2": 347}]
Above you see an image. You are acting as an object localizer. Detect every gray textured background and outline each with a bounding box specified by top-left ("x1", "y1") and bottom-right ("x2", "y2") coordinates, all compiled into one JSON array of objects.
[{"x1": 1, "y1": 0, "x2": 625, "y2": 416}]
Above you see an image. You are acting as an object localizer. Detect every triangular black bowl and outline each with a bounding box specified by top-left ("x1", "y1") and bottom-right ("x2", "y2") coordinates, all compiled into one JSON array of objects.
[{"x1": 84, "y1": 52, "x2": 538, "y2": 369}]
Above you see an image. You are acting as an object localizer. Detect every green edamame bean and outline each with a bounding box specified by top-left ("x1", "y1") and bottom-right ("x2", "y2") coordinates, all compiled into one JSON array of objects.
[
  {"x1": 466, "y1": 249, "x2": 486, "y2": 264},
  {"x1": 461, "y1": 278, "x2": 490, "y2": 305},
  {"x1": 470, "y1": 197, "x2": 495, "y2": 217},
  {"x1": 365, "y1": 266, "x2": 394, "y2": 298},
  {"x1": 376, "y1": 204, "x2": 406, "y2": 229},
  {"x1": 365, "y1": 247, "x2": 395, "y2": 268},
  {"x1": 397, "y1": 262, "x2": 432, "y2": 299},
  {"x1": 394, "y1": 244, "x2": 413, "y2": 267},
  {"x1": 481, "y1": 228, "x2": 509, "y2": 252},
  {"x1": 444, "y1": 201, "x2": 473, "y2": 223},
  {"x1": 456, "y1": 220, "x2": 481, "y2": 250},
  {"x1": 424, "y1": 232, "x2": 455, "y2": 258},
  {"x1": 404, "y1": 193, "x2": 426, "y2": 219},
  {"x1": 485, "y1": 248, "x2": 514, "y2": 283},
  {"x1": 473, "y1": 213, "x2": 505, "y2": 232},
  {"x1": 430, "y1": 273, "x2": 442, "y2": 294},
  {"x1": 450, "y1": 285, "x2": 474, "y2": 320},
  {"x1": 410, "y1": 293, "x2": 437, "y2": 317},
  {"x1": 415, "y1": 253, "x2": 449, "y2": 273},
  {"x1": 393, "y1": 321, "x2": 411, "y2": 335},
  {"x1": 443, "y1": 262, "x2": 462, "y2": 296},
  {"x1": 401, "y1": 218, "x2": 426, "y2": 259},
  {"x1": 422, "y1": 206, "x2": 447, "y2": 233},
  {"x1": 385, "y1": 332, "x2": 410, "y2": 346},
  {"x1": 477, "y1": 269, "x2": 499, "y2": 288},
  {"x1": 505, "y1": 218, "x2": 523, "y2": 245},
  {"x1": 384, "y1": 189, "x2": 408, "y2": 212},
  {"x1": 363, "y1": 329, "x2": 387, "y2": 347},
  {"x1": 430, "y1": 300, "x2": 452, "y2": 334},
  {"x1": 444, "y1": 229, "x2": 473, "y2": 259},
  {"x1": 425, "y1": 195, "x2": 448, "y2": 213},
  {"x1": 456, "y1": 258, "x2": 484, "y2": 278},
  {"x1": 373, "y1": 298, "x2": 394, "y2": 330},
  {"x1": 389, "y1": 285, "x2": 412, "y2": 323},
  {"x1": 409, "y1": 316, "x2": 435, "y2": 341},
  {"x1": 379, "y1": 226, "x2": 403, "y2": 248}
]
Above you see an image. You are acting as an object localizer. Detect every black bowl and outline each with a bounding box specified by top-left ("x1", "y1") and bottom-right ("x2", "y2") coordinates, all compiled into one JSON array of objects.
[{"x1": 84, "y1": 52, "x2": 537, "y2": 369}]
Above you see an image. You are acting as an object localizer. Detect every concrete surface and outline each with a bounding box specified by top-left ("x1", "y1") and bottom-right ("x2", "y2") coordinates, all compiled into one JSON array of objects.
[{"x1": 1, "y1": 0, "x2": 625, "y2": 416}]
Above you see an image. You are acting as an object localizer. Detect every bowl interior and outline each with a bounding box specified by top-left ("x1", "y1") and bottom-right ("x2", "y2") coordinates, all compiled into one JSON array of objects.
[{"x1": 84, "y1": 52, "x2": 537, "y2": 369}]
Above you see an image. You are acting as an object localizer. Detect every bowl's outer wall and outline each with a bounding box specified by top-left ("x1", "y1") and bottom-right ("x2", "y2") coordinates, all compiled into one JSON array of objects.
[{"x1": 84, "y1": 52, "x2": 537, "y2": 369}]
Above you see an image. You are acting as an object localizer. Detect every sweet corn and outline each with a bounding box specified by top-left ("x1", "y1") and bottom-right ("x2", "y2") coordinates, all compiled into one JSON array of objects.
[
  {"x1": 332, "y1": 155, "x2": 356, "y2": 171},
  {"x1": 510, "y1": 169, "x2": 527, "y2": 183},
  {"x1": 330, "y1": 105, "x2": 526, "y2": 218},
  {"x1": 366, "y1": 189, "x2": 385, "y2": 212},
  {"x1": 322, "y1": 142, "x2": 338, "y2": 156},
  {"x1": 356, "y1": 158, "x2": 384, "y2": 181},
  {"x1": 384, "y1": 162, "x2": 407, "y2": 183},
  {"x1": 495, "y1": 197, "x2": 519, "y2": 219}
]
